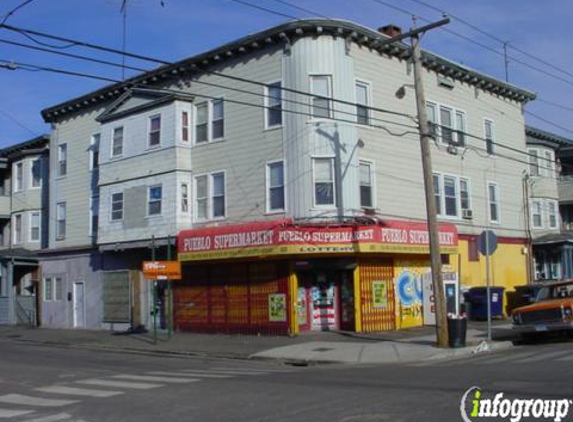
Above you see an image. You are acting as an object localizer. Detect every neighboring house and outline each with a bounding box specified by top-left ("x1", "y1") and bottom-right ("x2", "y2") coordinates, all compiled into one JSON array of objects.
[
  {"x1": 0, "y1": 135, "x2": 49, "y2": 326},
  {"x1": 39, "y1": 19, "x2": 535, "y2": 334},
  {"x1": 526, "y1": 126, "x2": 573, "y2": 281}
]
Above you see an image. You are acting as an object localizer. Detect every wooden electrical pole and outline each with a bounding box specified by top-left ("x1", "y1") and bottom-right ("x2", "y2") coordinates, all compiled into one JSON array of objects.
[{"x1": 410, "y1": 24, "x2": 450, "y2": 348}]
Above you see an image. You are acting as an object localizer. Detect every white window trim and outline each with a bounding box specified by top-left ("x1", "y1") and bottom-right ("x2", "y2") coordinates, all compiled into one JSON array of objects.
[
  {"x1": 193, "y1": 98, "x2": 226, "y2": 146},
  {"x1": 29, "y1": 157, "x2": 42, "y2": 190},
  {"x1": 180, "y1": 107, "x2": 192, "y2": 143},
  {"x1": 528, "y1": 147, "x2": 555, "y2": 178},
  {"x1": 13, "y1": 213, "x2": 23, "y2": 245},
  {"x1": 264, "y1": 80, "x2": 283, "y2": 131},
  {"x1": 309, "y1": 74, "x2": 333, "y2": 121},
  {"x1": 28, "y1": 210, "x2": 41, "y2": 243},
  {"x1": 359, "y1": 159, "x2": 376, "y2": 209},
  {"x1": 57, "y1": 144, "x2": 67, "y2": 177},
  {"x1": 44, "y1": 277, "x2": 53, "y2": 302},
  {"x1": 147, "y1": 184, "x2": 163, "y2": 218},
  {"x1": 13, "y1": 161, "x2": 24, "y2": 193},
  {"x1": 487, "y1": 181, "x2": 501, "y2": 224},
  {"x1": 210, "y1": 171, "x2": 227, "y2": 220},
  {"x1": 110, "y1": 191, "x2": 123, "y2": 222},
  {"x1": 54, "y1": 277, "x2": 63, "y2": 302},
  {"x1": 459, "y1": 177, "x2": 471, "y2": 211},
  {"x1": 147, "y1": 113, "x2": 162, "y2": 149},
  {"x1": 312, "y1": 156, "x2": 336, "y2": 209},
  {"x1": 547, "y1": 199, "x2": 559, "y2": 229},
  {"x1": 193, "y1": 173, "x2": 209, "y2": 222},
  {"x1": 354, "y1": 78, "x2": 372, "y2": 127},
  {"x1": 111, "y1": 126, "x2": 125, "y2": 158},
  {"x1": 425, "y1": 99, "x2": 467, "y2": 146},
  {"x1": 90, "y1": 133, "x2": 101, "y2": 171},
  {"x1": 433, "y1": 172, "x2": 471, "y2": 220},
  {"x1": 531, "y1": 199, "x2": 543, "y2": 229},
  {"x1": 265, "y1": 160, "x2": 286, "y2": 214},
  {"x1": 193, "y1": 171, "x2": 227, "y2": 221},
  {"x1": 56, "y1": 202, "x2": 66, "y2": 240},
  {"x1": 484, "y1": 118, "x2": 495, "y2": 156},
  {"x1": 180, "y1": 182, "x2": 190, "y2": 214}
]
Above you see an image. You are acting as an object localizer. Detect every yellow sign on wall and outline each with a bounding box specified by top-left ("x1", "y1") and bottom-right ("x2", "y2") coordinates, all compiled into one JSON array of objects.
[{"x1": 372, "y1": 281, "x2": 388, "y2": 309}]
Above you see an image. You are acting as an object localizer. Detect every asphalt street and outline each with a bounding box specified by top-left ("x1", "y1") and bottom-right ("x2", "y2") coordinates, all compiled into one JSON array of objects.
[{"x1": 0, "y1": 338, "x2": 571, "y2": 422}]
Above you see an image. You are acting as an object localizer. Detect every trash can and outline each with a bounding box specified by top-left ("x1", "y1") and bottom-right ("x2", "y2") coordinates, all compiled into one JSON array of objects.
[
  {"x1": 465, "y1": 287, "x2": 505, "y2": 320},
  {"x1": 448, "y1": 316, "x2": 467, "y2": 348}
]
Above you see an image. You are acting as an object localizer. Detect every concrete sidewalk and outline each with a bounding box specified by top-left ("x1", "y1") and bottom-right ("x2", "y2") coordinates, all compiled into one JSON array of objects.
[{"x1": 0, "y1": 322, "x2": 515, "y2": 364}]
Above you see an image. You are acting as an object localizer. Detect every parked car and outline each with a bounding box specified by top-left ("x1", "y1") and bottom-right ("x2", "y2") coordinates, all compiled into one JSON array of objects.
[{"x1": 512, "y1": 280, "x2": 573, "y2": 339}]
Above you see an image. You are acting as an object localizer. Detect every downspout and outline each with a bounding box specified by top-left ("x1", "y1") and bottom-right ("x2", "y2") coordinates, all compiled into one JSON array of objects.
[{"x1": 523, "y1": 173, "x2": 533, "y2": 284}]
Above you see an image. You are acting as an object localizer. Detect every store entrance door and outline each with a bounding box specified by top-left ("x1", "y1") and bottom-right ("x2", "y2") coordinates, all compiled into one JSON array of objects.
[{"x1": 310, "y1": 272, "x2": 338, "y2": 331}]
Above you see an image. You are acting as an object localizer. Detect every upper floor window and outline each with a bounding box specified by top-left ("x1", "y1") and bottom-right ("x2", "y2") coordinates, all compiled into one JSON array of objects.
[
  {"x1": 433, "y1": 173, "x2": 472, "y2": 218},
  {"x1": 426, "y1": 102, "x2": 466, "y2": 146},
  {"x1": 460, "y1": 179, "x2": 471, "y2": 211},
  {"x1": 212, "y1": 173, "x2": 225, "y2": 218},
  {"x1": 181, "y1": 111, "x2": 190, "y2": 142},
  {"x1": 528, "y1": 148, "x2": 555, "y2": 177},
  {"x1": 148, "y1": 115, "x2": 161, "y2": 148},
  {"x1": 212, "y1": 99, "x2": 225, "y2": 140},
  {"x1": 29, "y1": 211, "x2": 40, "y2": 242},
  {"x1": 195, "y1": 102, "x2": 208, "y2": 143},
  {"x1": 56, "y1": 202, "x2": 66, "y2": 239},
  {"x1": 267, "y1": 161, "x2": 284, "y2": 212},
  {"x1": 484, "y1": 119, "x2": 495, "y2": 155},
  {"x1": 528, "y1": 149, "x2": 540, "y2": 176},
  {"x1": 181, "y1": 183, "x2": 189, "y2": 213},
  {"x1": 30, "y1": 158, "x2": 42, "y2": 188},
  {"x1": 310, "y1": 75, "x2": 332, "y2": 119},
  {"x1": 90, "y1": 195, "x2": 99, "y2": 239},
  {"x1": 488, "y1": 182, "x2": 500, "y2": 223},
  {"x1": 14, "y1": 162, "x2": 23, "y2": 192},
  {"x1": 90, "y1": 133, "x2": 100, "y2": 170},
  {"x1": 195, "y1": 175, "x2": 208, "y2": 220},
  {"x1": 265, "y1": 82, "x2": 283, "y2": 128},
  {"x1": 545, "y1": 150, "x2": 555, "y2": 177},
  {"x1": 313, "y1": 157, "x2": 335, "y2": 206},
  {"x1": 531, "y1": 200, "x2": 542, "y2": 228},
  {"x1": 355, "y1": 81, "x2": 370, "y2": 126},
  {"x1": 112, "y1": 126, "x2": 124, "y2": 157},
  {"x1": 58, "y1": 144, "x2": 67, "y2": 176},
  {"x1": 548, "y1": 201, "x2": 558, "y2": 229},
  {"x1": 148, "y1": 185, "x2": 162, "y2": 216},
  {"x1": 111, "y1": 192, "x2": 123, "y2": 221},
  {"x1": 194, "y1": 172, "x2": 226, "y2": 220},
  {"x1": 13, "y1": 213, "x2": 22, "y2": 244},
  {"x1": 359, "y1": 161, "x2": 374, "y2": 208}
]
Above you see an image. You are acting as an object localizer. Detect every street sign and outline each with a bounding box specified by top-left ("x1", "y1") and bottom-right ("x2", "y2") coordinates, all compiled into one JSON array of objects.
[
  {"x1": 478, "y1": 230, "x2": 498, "y2": 256},
  {"x1": 142, "y1": 261, "x2": 181, "y2": 280}
]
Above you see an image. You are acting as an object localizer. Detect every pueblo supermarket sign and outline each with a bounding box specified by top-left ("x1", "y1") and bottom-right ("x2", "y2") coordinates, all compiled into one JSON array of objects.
[{"x1": 177, "y1": 219, "x2": 457, "y2": 262}]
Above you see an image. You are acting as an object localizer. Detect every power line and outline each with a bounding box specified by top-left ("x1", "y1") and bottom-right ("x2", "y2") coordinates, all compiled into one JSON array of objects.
[
  {"x1": 536, "y1": 98, "x2": 573, "y2": 113},
  {"x1": 1, "y1": 0, "x2": 36, "y2": 25},
  {"x1": 268, "y1": 0, "x2": 329, "y2": 19},
  {"x1": 226, "y1": 0, "x2": 299, "y2": 20},
  {"x1": 525, "y1": 111, "x2": 573, "y2": 137},
  {"x1": 0, "y1": 109, "x2": 39, "y2": 137}
]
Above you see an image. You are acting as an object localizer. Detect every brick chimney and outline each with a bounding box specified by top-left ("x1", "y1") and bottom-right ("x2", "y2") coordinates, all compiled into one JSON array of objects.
[{"x1": 378, "y1": 24, "x2": 402, "y2": 38}]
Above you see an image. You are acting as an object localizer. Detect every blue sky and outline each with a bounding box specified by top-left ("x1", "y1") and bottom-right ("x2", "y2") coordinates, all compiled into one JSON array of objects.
[{"x1": 0, "y1": 0, "x2": 571, "y2": 147}]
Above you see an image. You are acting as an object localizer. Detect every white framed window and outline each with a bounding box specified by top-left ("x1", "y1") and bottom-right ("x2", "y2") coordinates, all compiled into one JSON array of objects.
[
  {"x1": 211, "y1": 173, "x2": 225, "y2": 218},
  {"x1": 528, "y1": 148, "x2": 540, "y2": 176},
  {"x1": 488, "y1": 182, "x2": 500, "y2": 223},
  {"x1": 194, "y1": 99, "x2": 224, "y2": 144},
  {"x1": 440, "y1": 106, "x2": 454, "y2": 145},
  {"x1": 531, "y1": 200, "x2": 542, "y2": 228},
  {"x1": 313, "y1": 157, "x2": 335, "y2": 207},
  {"x1": 58, "y1": 144, "x2": 67, "y2": 176},
  {"x1": 355, "y1": 80, "x2": 371, "y2": 126},
  {"x1": 460, "y1": 178, "x2": 471, "y2": 211},
  {"x1": 56, "y1": 202, "x2": 66, "y2": 240},
  {"x1": 426, "y1": 102, "x2": 438, "y2": 138},
  {"x1": 425, "y1": 101, "x2": 466, "y2": 145},
  {"x1": 455, "y1": 110, "x2": 466, "y2": 146},
  {"x1": 194, "y1": 172, "x2": 226, "y2": 220},
  {"x1": 310, "y1": 75, "x2": 332, "y2": 119},
  {"x1": 265, "y1": 81, "x2": 283, "y2": 128},
  {"x1": 30, "y1": 158, "x2": 42, "y2": 189},
  {"x1": 13, "y1": 213, "x2": 22, "y2": 244},
  {"x1": 545, "y1": 150, "x2": 555, "y2": 177},
  {"x1": 90, "y1": 133, "x2": 100, "y2": 170},
  {"x1": 359, "y1": 160, "x2": 374, "y2": 208},
  {"x1": 90, "y1": 195, "x2": 99, "y2": 239},
  {"x1": 44, "y1": 278, "x2": 53, "y2": 302},
  {"x1": 110, "y1": 192, "x2": 123, "y2": 221},
  {"x1": 181, "y1": 111, "x2": 190, "y2": 142},
  {"x1": 548, "y1": 200, "x2": 558, "y2": 229},
  {"x1": 112, "y1": 126, "x2": 124, "y2": 157},
  {"x1": 433, "y1": 173, "x2": 472, "y2": 218},
  {"x1": 432, "y1": 174, "x2": 441, "y2": 215},
  {"x1": 212, "y1": 99, "x2": 225, "y2": 140},
  {"x1": 29, "y1": 211, "x2": 40, "y2": 242},
  {"x1": 148, "y1": 114, "x2": 161, "y2": 148},
  {"x1": 195, "y1": 102, "x2": 208, "y2": 143},
  {"x1": 54, "y1": 277, "x2": 63, "y2": 301},
  {"x1": 195, "y1": 175, "x2": 208, "y2": 220},
  {"x1": 443, "y1": 175, "x2": 458, "y2": 217},
  {"x1": 148, "y1": 185, "x2": 162, "y2": 216},
  {"x1": 181, "y1": 183, "x2": 189, "y2": 213},
  {"x1": 484, "y1": 119, "x2": 495, "y2": 155},
  {"x1": 267, "y1": 161, "x2": 285, "y2": 212},
  {"x1": 14, "y1": 162, "x2": 23, "y2": 192}
]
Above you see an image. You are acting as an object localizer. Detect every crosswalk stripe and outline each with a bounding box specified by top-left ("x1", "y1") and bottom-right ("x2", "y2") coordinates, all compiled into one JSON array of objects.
[
  {"x1": 0, "y1": 408, "x2": 34, "y2": 418},
  {"x1": 473, "y1": 353, "x2": 539, "y2": 365},
  {"x1": 77, "y1": 379, "x2": 162, "y2": 390},
  {"x1": 147, "y1": 371, "x2": 232, "y2": 379},
  {"x1": 0, "y1": 394, "x2": 77, "y2": 408},
  {"x1": 555, "y1": 354, "x2": 573, "y2": 361},
  {"x1": 21, "y1": 413, "x2": 71, "y2": 422},
  {"x1": 110, "y1": 375, "x2": 199, "y2": 384},
  {"x1": 515, "y1": 350, "x2": 570, "y2": 363},
  {"x1": 180, "y1": 369, "x2": 265, "y2": 376},
  {"x1": 36, "y1": 386, "x2": 124, "y2": 398},
  {"x1": 209, "y1": 367, "x2": 292, "y2": 373}
]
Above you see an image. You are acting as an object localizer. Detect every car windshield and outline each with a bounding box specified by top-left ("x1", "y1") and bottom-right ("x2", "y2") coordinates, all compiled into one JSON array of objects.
[{"x1": 536, "y1": 285, "x2": 573, "y2": 301}]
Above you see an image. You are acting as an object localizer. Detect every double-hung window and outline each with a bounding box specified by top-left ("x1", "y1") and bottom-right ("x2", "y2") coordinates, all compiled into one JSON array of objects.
[
  {"x1": 455, "y1": 111, "x2": 466, "y2": 146},
  {"x1": 195, "y1": 175, "x2": 208, "y2": 220},
  {"x1": 181, "y1": 183, "x2": 189, "y2": 213},
  {"x1": 528, "y1": 149, "x2": 540, "y2": 176},
  {"x1": 433, "y1": 174, "x2": 441, "y2": 215},
  {"x1": 13, "y1": 214, "x2": 22, "y2": 244},
  {"x1": 31, "y1": 158, "x2": 42, "y2": 188},
  {"x1": 488, "y1": 182, "x2": 500, "y2": 223},
  {"x1": 181, "y1": 111, "x2": 190, "y2": 142},
  {"x1": 212, "y1": 99, "x2": 224, "y2": 140},
  {"x1": 14, "y1": 162, "x2": 23, "y2": 192},
  {"x1": 58, "y1": 144, "x2": 67, "y2": 176},
  {"x1": 148, "y1": 185, "x2": 162, "y2": 216},
  {"x1": 111, "y1": 192, "x2": 123, "y2": 221},
  {"x1": 54, "y1": 277, "x2": 63, "y2": 301},
  {"x1": 29, "y1": 211, "x2": 40, "y2": 242},
  {"x1": 548, "y1": 201, "x2": 558, "y2": 229},
  {"x1": 484, "y1": 119, "x2": 495, "y2": 155},
  {"x1": 310, "y1": 75, "x2": 332, "y2": 119},
  {"x1": 195, "y1": 102, "x2": 208, "y2": 143},
  {"x1": 426, "y1": 102, "x2": 466, "y2": 145},
  {"x1": 545, "y1": 150, "x2": 555, "y2": 177},
  {"x1": 267, "y1": 161, "x2": 285, "y2": 212},
  {"x1": 265, "y1": 82, "x2": 283, "y2": 128},
  {"x1": 194, "y1": 99, "x2": 224, "y2": 143},
  {"x1": 443, "y1": 175, "x2": 457, "y2": 217},
  {"x1": 531, "y1": 200, "x2": 542, "y2": 228},
  {"x1": 460, "y1": 178, "x2": 471, "y2": 211},
  {"x1": 90, "y1": 134, "x2": 100, "y2": 170},
  {"x1": 44, "y1": 278, "x2": 53, "y2": 302},
  {"x1": 212, "y1": 173, "x2": 225, "y2": 218},
  {"x1": 112, "y1": 127, "x2": 124, "y2": 157},
  {"x1": 148, "y1": 115, "x2": 161, "y2": 148},
  {"x1": 355, "y1": 81, "x2": 370, "y2": 126},
  {"x1": 440, "y1": 106, "x2": 454, "y2": 145},
  {"x1": 194, "y1": 172, "x2": 226, "y2": 220},
  {"x1": 359, "y1": 161, "x2": 373, "y2": 208},
  {"x1": 433, "y1": 174, "x2": 472, "y2": 218},
  {"x1": 56, "y1": 202, "x2": 66, "y2": 239},
  {"x1": 313, "y1": 158, "x2": 335, "y2": 206},
  {"x1": 426, "y1": 102, "x2": 438, "y2": 138}
]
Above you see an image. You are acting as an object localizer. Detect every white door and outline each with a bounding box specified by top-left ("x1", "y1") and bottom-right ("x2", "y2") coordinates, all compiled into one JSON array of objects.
[{"x1": 73, "y1": 283, "x2": 85, "y2": 328}]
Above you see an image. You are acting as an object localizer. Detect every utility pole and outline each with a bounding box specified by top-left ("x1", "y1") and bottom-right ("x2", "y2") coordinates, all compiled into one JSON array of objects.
[
  {"x1": 503, "y1": 41, "x2": 510, "y2": 82},
  {"x1": 410, "y1": 18, "x2": 451, "y2": 348}
]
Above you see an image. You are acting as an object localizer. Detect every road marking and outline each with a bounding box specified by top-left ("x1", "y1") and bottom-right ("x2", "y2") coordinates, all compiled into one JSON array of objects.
[
  {"x1": 147, "y1": 371, "x2": 232, "y2": 379},
  {"x1": 77, "y1": 379, "x2": 162, "y2": 390},
  {"x1": 209, "y1": 366, "x2": 292, "y2": 373},
  {"x1": 37, "y1": 386, "x2": 124, "y2": 398},
  {"x1": 0, "y1": 394, "x2": 77, "y2": 407},
  {"x1": 516, "y1": 350, "x2": 571, "y2": 363},
  {"x1": 0, "y1": 408, "x2": 34, "y2": 418},
  {"x1": 180, "y1": 369, "x2": 266, "y2": 376},
  {"x1": 555, "y1": 354, "x2": 573, "y2": 361},
  {"x1": 110, "y1": 375, "x2": 199, "y2": 384},
  {"x1": 23, "y1": 413, "x2": 72, "y2": 422}
]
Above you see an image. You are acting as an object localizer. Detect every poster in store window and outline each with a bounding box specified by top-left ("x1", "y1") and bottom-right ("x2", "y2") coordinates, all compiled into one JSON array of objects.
[
  {"x1": 268, "y1": 293, "x2": 287, "y2": 322},
  {"x1": 372, "y1": 280, "x2": 388, "y2": 309}
]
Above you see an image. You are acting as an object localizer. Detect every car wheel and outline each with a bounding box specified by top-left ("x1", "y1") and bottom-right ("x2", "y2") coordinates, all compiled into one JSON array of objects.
[{"x1": 521, "y1": 332, "x2": 538, "y2": 344}]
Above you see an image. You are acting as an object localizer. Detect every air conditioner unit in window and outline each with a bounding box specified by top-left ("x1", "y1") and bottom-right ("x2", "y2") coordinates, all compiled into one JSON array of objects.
[
  {"x1": 447, "y1": 144, "x2": 458, "y2": 155},
  {"x1": 462, "y1": 209, "x2": 473, "y2": 219}
]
